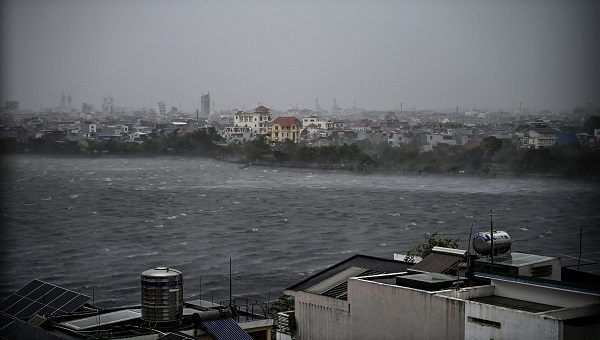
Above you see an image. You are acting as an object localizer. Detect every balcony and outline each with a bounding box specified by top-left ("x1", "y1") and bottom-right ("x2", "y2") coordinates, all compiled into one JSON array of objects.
[{"x1": 276, "y1": 311, "x2": 296, "y2": 340}]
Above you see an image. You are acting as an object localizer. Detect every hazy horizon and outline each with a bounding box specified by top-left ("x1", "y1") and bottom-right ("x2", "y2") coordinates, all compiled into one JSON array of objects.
[{"x1": 1, "y1": 0, "x2": 599, "y2": 113}]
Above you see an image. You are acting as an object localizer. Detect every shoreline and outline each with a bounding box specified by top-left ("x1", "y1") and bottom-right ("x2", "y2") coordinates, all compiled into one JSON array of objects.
[{"x1": 3, "y1": 152, "x2": 598, "y2": 182}]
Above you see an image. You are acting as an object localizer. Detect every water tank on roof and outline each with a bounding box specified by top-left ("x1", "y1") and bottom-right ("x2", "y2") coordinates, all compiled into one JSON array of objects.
[
  {"x1": 141, "y1": 267, "x2": 183, "y2": 324},
  {"x1": 472, "y1": 231, "x2": 511, "y2": 256}
]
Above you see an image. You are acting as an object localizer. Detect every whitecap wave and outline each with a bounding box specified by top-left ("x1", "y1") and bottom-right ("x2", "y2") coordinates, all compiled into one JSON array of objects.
[{"x1": 126, "y1": 251, "x2": 158, "y2": 258}]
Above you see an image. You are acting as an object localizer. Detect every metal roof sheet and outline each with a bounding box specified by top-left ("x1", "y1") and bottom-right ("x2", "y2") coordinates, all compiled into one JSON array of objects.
[
  {"x1": 305, "y1": 266, "x2": 367, "y2": 294},
  {"x1": 410, "y1": 252, "x2": 464, "y2": 273},
  {"x1": 201, "y1": 318, "x2": 252, "y2": 340},
  {"x1": 286, "y1": 254, "x2": 412, "y2": 292}
]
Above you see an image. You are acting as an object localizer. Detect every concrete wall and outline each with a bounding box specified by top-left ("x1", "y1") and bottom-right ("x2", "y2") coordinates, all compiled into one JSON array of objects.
[
  {"x1": 439, "y1": 285, "x2": 495, "y2": 300},
  {"x1": 293, "y1": 291, "x2": 350, "y2": 340},
  {"x1": 348, "y1": 278, "x2": 465, "y2": 340},
  {"x1": 465, "y1": 300, "x2": 561, "y2": 340},
  {"x1": 492, "y1": 279, "x2": 600, "y2": 308},
  {"x1": 546, "y1": 304, "x2": 600, "y2": 340}
]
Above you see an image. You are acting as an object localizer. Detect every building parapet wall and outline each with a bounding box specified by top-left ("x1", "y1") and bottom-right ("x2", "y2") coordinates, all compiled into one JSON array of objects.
[
  {"x1": 437, "y1": 285, "x2": 496, "y2": 300},
  {"x1": 465, "y1": 299, "x2": 561, "y2": 340},
  {"x1": 348, "y1": 278, "x2": 465, "y2": 339},
  {"x1": 491, "y1": 278, "x2": 600, "y2": 308},
  {"x1": 292, "y1": 291, "x2": 350, "y2": 340}
]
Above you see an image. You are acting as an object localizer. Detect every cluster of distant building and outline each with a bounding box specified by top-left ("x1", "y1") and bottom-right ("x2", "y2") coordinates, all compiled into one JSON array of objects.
[{"x1": 1, "y1": 98, "x2": 600, "y2": 151}]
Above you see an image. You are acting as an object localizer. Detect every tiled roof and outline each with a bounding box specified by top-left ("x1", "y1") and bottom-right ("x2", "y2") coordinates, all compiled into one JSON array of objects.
[
  {"x1": 531, "y1": 126, "x2": 558, "y2": 133},
  {"x1": 254, "y1": 105, "x2": 270, "y2": 112},
  {"x1": 273, "y1": 117, "x2": 299, "y2": 127}
]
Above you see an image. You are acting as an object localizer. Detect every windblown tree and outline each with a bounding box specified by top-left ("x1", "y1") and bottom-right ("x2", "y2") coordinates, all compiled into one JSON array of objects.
[{"x1": 404, "y1": 232, "x2": 459, "y2": 263}]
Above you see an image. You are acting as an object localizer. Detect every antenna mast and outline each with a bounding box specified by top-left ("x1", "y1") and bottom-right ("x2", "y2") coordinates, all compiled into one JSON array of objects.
[{"x1": 490, "y1": 210, "x2": 494, "y2": 271}]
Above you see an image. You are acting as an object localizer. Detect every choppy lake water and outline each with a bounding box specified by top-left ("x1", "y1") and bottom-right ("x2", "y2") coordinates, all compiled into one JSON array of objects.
[{"x1": 1, "y1": 155, "x2": 599, "y2": 307}]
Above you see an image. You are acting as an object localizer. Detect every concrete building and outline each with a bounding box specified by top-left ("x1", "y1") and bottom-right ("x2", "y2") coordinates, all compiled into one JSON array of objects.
[
  {"x1": 271, "y1": 116, "x2": 301, "y2": 143},
  {"x1": 5, "y1": 101, "x2": 19, "y2": 113},
  {"x1": 201, "y1": 92, "x2": 210, "y2": 116},
  {"x1": 516, "y1": 124, "x2": 559, "y2": 148},
  {"x1": 419, "y1": 132, "x2": 457, "y2": 151},
  {"x1": 239, "y1": 105, "x2": 272, "y2": 135},
  {"x1": 82, "y1": 103, "x2": 93, "y2": 114},
  {"x1": 283, "y1": 249, "x2": 600, "y2": 340},
  {"x1": 158, "y1": 101, "x2": 166, "y2": 116},
  {"x1": 222, "y1": 105, "x2": 272, "y2": 143},
  {"x1": 302, "y1": 116, "x2": 328, "y2": 130}
]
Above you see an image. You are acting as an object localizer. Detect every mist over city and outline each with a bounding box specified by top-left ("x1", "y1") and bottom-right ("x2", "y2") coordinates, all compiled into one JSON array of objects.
[
  {"x1": 1, "y1": 2, "x2": 600, "y2": 340},
  {"x1": 2, "y1": 0, "x2": 599, "y2": 112}
]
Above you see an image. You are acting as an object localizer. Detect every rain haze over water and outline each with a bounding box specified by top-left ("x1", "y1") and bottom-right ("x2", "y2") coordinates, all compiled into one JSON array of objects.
[{"x1": 0, "y1": 156, "x2": 599, "y2": 307}]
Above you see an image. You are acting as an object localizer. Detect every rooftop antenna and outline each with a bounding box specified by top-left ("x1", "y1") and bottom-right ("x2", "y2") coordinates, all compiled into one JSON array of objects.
[
  {"x1": 578, "y1": 225, "x2": 583, "y2": 269},
  {"x1": 229, "y1": 258, "x2": 233, "y2": 307},
  {"x1": 467, "y1": 224, "x2": 475, "y2": 278},
  {"x1": 467, "y1": 224, "x2": 473, "y2": 255},
  {"x1": 490, "y1": 210, "x2": 494, "y2": 271}
]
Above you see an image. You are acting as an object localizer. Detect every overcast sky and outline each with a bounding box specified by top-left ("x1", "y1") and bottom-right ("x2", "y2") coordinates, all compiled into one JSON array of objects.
[{"x1": 1, "y1": 0, "x2": 598, "y2": 112}]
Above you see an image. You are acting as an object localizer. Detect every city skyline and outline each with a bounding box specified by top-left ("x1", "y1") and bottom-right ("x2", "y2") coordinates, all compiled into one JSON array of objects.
[{"x1": 1, "y1": 0, "x2": 599, "y2": 112}]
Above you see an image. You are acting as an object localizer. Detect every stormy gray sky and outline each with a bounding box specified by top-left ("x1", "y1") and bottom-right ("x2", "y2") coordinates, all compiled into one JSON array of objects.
[{"x1": 1, "y1": 0, "x2": 599, "y2": 112}]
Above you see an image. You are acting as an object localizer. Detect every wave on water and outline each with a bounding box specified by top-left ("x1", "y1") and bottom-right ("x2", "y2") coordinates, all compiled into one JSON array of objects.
[
  {"x1": 1, "y1": 155, "x2": 599, "y2": 308},
  {"x1": 127, "y1": 252, "x2": 159, "y2": 258}
]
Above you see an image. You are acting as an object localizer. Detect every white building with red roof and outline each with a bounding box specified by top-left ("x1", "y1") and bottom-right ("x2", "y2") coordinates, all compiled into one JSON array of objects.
[{"x1": 222, "y1": 106, "x2": 272, "y2": 143}]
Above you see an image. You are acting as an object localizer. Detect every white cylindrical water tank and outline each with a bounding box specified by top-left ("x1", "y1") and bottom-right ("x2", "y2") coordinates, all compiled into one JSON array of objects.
[
  {"x1": 141, "y1": 267, "x2": 183, "y2": 324},
  {"x1": 472, "y1": 231, "x2": 512, "y2": 256}
]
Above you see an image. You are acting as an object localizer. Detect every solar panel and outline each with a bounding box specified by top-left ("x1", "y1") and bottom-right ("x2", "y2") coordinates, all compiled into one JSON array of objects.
[
  {"x1": 14, "y1": 302, "x2": 44, "y2": 319},
  {"x1": 0, "y1": 313, "x2": 17, "y2": 340},
  {"x1": 0, "y1": 280, "x2": 91, "y2": 319},
  {"x1": 0, "y1": 295, "x2": 21, "y2": 313},
  {"x1": 201, "y1": 318, "x2": 253, "y2": 340},
  {"x1": 15, "y1": 280, "x2": 44, "y2": 295},
  {"x1": 60, "y1": 295, "x2": 91, "y2": 315}
]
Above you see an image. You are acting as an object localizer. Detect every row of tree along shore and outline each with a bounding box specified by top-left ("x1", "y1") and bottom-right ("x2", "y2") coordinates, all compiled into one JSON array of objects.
[{"x1": 1, "y1": 126, "x2": 599, "y2": 179}]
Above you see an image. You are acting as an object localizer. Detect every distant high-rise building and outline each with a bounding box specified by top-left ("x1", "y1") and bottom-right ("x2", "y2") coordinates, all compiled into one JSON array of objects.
[
  {"x1": 201, "y1": 93, "x2": 210, "y2": 116},
  {"x1": 5, "y1": 101, "x2": 19, "y2": 112},
  {"x1": 158, "y1": 101, "x2": 166, "y2": 116},
  {"x1": 82, "y1": 103, "x2": 93, "y2": 114},
  {"x1": 101, "y1": 96, "x2": 114, "y2": 114}
]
